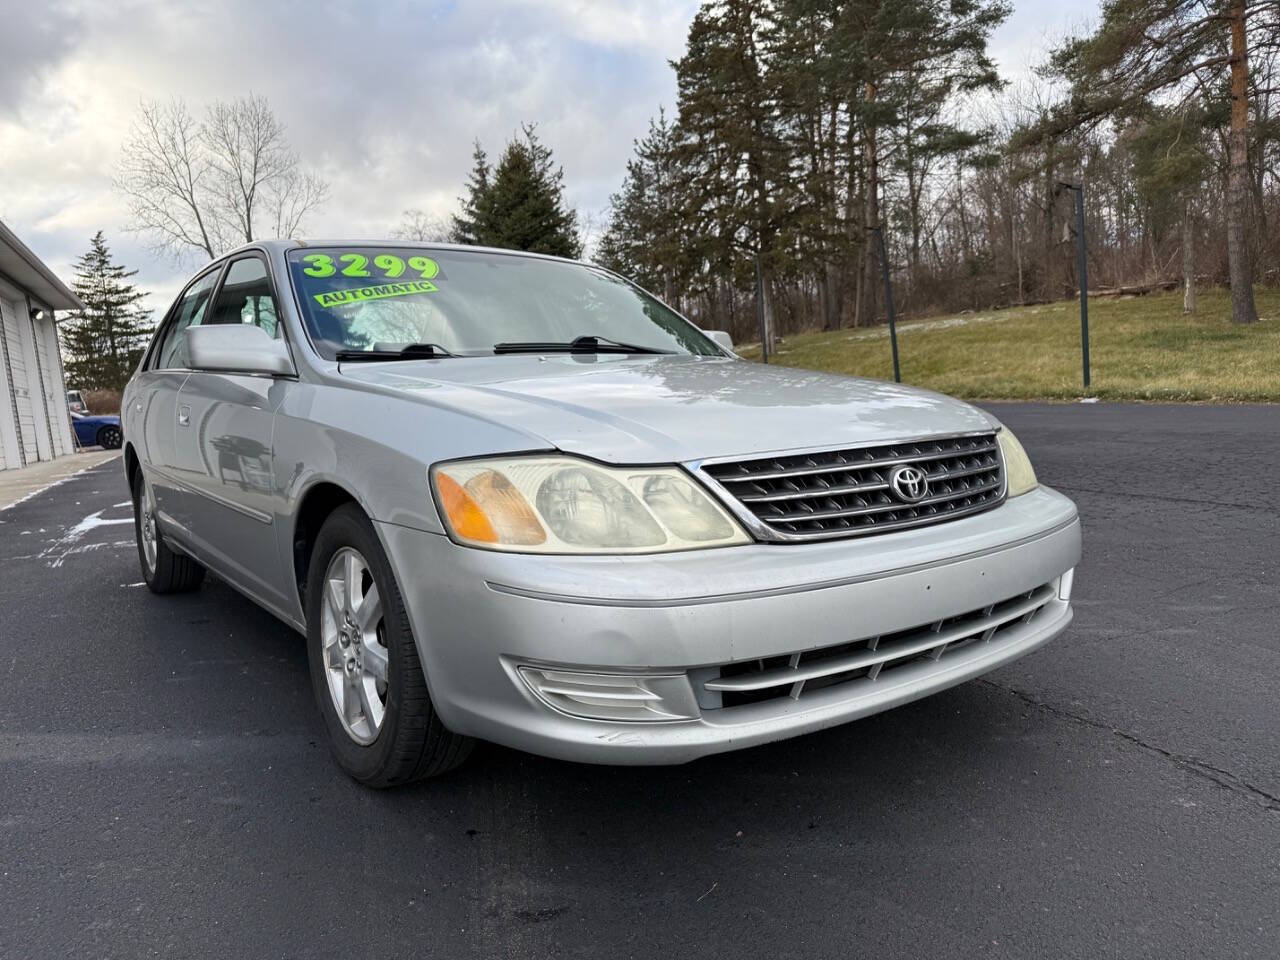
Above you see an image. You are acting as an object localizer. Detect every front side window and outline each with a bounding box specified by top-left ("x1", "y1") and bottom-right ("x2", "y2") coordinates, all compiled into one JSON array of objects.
[
  {"x1": 208, "y1": 257, "x2": 281, "y2": 339},
  {"x1": 154, "y1": 268, "x2": 222, "y2": 369},
  {"x1": 286, "y1": 247, "x2": 718, "y2": 359}
]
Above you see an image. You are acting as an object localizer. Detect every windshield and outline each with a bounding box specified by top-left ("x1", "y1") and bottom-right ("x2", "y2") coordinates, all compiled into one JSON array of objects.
[{"x1": 286, "y1": 246, "x2": 720, "y2": 360}]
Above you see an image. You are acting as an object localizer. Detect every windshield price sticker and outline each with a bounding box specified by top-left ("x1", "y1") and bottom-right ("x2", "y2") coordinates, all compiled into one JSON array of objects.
[
  {"x1": 301, "y1": 252, "x2": 441, "y2": 280},
  {"x1": 313, "y1": 280, "x2": 438, "y2": 308}
]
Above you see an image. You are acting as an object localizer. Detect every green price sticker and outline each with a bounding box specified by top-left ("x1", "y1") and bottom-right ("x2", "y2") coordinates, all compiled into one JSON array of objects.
[
  {"x1": 303, "y1": 252, "x2": 439, "y2": 281},
  {"x1": 313, "y1": 280, "x2": 438, "y2": 309}
]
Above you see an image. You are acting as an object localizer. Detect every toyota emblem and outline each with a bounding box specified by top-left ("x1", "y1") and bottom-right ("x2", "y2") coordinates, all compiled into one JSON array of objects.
[{"x1": 889, "y1": 464, "x2": 929, "y2": 503}]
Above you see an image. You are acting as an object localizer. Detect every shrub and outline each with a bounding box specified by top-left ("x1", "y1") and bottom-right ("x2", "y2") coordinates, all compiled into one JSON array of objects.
[{"x1": 82, "y1": 388, "x2": 122, "y2": 415}]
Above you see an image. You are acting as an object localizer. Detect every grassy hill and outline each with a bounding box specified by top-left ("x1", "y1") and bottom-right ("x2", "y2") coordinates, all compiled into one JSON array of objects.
[{"x1": 736, "y1": 287, "x2": 1280, "y2": 401}]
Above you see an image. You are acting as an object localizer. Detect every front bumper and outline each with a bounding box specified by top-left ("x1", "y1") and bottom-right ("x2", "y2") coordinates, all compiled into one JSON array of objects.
[{"x1": 377, "y1": 485, "x2": 1081, "y2": 764}]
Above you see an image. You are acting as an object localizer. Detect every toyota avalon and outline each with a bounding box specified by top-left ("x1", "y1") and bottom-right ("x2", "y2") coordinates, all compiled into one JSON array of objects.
[{"x1": 121, "y1": 241, "x2": 1080, "y2": 787}]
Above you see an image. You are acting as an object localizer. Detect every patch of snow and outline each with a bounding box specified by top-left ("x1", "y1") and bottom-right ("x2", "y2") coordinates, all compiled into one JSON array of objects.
[
  {"x1": 38, "y1": 508, "x2": 134, "y2": 568},
  {"x1": 64, "y1": 510, "x2": 132, "y2": 539}
]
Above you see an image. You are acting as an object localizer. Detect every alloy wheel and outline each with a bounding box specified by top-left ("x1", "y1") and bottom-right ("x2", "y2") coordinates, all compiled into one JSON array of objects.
[
  {"x1": 140, "y1": 481, "x2": 158, "y2": 574},
  {"x1": 321, "y1": 547, "x2": 389, "y2": 744}
]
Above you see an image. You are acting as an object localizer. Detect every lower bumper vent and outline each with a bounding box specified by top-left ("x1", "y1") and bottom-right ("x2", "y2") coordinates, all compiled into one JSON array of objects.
[{"x1": 706, "y1": 582, "x2": 1057, "y2": 708}]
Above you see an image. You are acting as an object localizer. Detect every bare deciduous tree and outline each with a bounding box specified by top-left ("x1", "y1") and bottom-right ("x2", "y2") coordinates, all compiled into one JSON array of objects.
[
  {"x1": 116, "y1": 94, "x2": 328, "y2": 262},
  {"x1": 391, "y1": 208, "x2": 451, "y2": 242}
]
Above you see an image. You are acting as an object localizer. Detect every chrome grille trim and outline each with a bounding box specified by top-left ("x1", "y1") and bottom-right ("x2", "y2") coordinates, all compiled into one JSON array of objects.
[
  {"x1": 694, "y1": 431, "x2": 1005, "y2": 542},
  {"x1": 705, "y1": 582, "x2": 1056, "y2": 707}
]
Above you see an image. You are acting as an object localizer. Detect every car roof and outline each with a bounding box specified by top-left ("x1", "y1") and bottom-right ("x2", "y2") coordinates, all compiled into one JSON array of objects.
[{"x1": 224, "y1": 238, "x2": 594, "y2": 270}]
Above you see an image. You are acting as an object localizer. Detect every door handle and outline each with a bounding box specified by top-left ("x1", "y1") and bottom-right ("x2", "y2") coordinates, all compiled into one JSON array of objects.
[{"x1": 178, "y1": 405, "x2": 190, "y2": 427}]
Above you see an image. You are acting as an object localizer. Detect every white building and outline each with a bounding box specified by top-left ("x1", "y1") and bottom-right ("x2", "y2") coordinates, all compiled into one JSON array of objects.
[{"x1": 0, "y1": 220, "x2": 81, "y2": 471}]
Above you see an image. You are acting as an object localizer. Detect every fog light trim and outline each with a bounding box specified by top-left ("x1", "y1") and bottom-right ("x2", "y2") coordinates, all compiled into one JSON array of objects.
[
  {"x1": 517, "y1": 666, "x2": 699, "y2": 723},
  {"x1": 1058, "y1": 568, "x2": 1075, "y2": 601}
]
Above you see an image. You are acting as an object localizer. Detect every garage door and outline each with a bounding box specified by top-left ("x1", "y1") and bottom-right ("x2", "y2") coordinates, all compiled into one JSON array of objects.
[
  {"x1": 33, "y1": 315, "x2": 69, "y2": 457},
  {"x1": 0, "y1": 296, "x2": 39, "y2": 464}
]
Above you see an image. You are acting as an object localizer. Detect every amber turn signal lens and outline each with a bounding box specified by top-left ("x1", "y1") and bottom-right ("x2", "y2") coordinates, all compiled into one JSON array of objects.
[
  {"x1": 434, "y1": 468, "x2": 547, "y2": 546},
  {"x1": 435, "y1": 472, "x2": 499, "y2": 543},
  {"x1": 463, "y1": 470, "x2": 546, "y2": 545}
]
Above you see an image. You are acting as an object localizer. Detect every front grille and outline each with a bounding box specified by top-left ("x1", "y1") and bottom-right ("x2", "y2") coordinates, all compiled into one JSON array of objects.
[
  {"x1": 706, "y1": 582, "x2": 1056, "y2": 709},
  {"x1": 700, "y1": 433, "x2": 1004, "y2": 541}
]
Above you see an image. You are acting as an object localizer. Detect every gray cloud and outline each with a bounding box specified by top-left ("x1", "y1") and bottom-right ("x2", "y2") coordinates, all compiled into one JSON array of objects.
[
  {"x1": 0, "y1": 0, "x2": 1090, "y2": 316},
  {"x1": 0, "y1": 0, "x2": 82, "y2": 117},
  {"x1": 0, "y1": 0, "x2": 697, "y2": 309}
]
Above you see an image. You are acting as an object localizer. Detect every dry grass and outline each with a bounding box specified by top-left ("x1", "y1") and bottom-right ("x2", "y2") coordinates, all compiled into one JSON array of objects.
[
  {"x1": 82, "y1": 389, "x2": 122, "y2": 415},
  {"x1": 736, "y1": 287, "x2": 1280, "y2": 401}
]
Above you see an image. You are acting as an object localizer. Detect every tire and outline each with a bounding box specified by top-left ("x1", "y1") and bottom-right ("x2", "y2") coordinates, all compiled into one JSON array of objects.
[
  {"x1": 97, "y1": 425, "x2": 123, "y2": 449},
  {"x1": 305, "y1": 503, "x2": 472, "y2": 787},
  {"x1": 131, "y1": 468, "x2": 205, "y2": 594}
]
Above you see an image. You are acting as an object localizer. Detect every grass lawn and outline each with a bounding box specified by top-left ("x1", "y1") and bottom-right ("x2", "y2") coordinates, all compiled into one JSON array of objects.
[{"x1": 735, "y1": 287, "x2": 1280, "y2": 401}]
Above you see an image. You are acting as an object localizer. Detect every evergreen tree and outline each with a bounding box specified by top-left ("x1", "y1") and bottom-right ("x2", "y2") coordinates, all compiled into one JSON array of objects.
[
  {"x1": 450, "y1": 142, "x2": 492, "y2": 245},
  {"x1": 598, "y1": 109, "x2": 690, "y2": 304},
  {"x1": 62, "y1": 232, "x2": 153, "y2": 391},
  {"x1": 672, "y1": 0, "x2": 792, "y2": 344},
  {"x1": 450, "y1": 126, "x2": 581, "y2": 257}
]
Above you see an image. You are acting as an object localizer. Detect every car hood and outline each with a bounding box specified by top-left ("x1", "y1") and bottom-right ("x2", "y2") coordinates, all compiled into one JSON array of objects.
[{"x1": 338, "y1": 355, "x2": 998, "y2": 463}]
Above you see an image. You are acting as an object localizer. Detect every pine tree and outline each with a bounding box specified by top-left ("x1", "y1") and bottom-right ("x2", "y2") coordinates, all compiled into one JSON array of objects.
[
  {"x1": 672, "y1": 0, "x2": 792, "y2": 344},
  {"x1": 450, "y1": 142, "x2": 492, "y2": 245},
  {"x1": 450, "y1": 126, "x2": 581, "y2": 257},
  {"x1": 63, "y1": 232, "x2": 154, "y2": 391},
  {"x1": 598, "y1": 109, "x2": 690, "y2": 304}
]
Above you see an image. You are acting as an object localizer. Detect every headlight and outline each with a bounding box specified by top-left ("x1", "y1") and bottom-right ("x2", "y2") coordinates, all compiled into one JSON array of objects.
[
  {"x1": 997, "y1": 428, "x2": 1038, "y2": 497},
  {"x1": 431, "y1": 456, "x2": 750, "y2": 553}
]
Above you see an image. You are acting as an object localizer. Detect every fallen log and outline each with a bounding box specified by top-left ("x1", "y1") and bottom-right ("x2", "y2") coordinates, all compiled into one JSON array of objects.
[{"x1": 1081, "y1": 279, "x2": 1180, "y2": 298}]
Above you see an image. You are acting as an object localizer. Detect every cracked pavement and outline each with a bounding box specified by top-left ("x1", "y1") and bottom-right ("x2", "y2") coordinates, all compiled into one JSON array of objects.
[{"x1": 1, "y1": 404, "x2": 1278, "y2": 959}]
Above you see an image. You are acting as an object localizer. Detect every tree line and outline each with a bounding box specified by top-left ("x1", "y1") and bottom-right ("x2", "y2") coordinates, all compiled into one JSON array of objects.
[
  {"x1": 69, "y1": 0, "x2": 1280, "y2": 392},
  {"x1": 598, "y1": 0, "x2": 1280, "y2": 341}
]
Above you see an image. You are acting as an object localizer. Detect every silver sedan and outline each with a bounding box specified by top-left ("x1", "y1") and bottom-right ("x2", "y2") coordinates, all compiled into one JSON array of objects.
[{"x1": 122, "y1": 241, "x2": 1080, "y2": 787}]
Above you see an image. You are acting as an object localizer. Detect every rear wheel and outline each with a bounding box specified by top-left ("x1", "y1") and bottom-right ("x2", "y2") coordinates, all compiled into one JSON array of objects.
[
  {"x1": 305, "y1": 504, "x2": 472, "y2": 787},
  {"x1": 97, "y1": 425, "x2": 122, "y2": 449},
  {"x1": 131, "y1": 468, "x2": 205, "y2": 593}
]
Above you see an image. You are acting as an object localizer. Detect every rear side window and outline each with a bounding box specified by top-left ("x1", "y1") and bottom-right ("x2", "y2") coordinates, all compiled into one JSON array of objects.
[
  {"x1": 208, "y1": 257, "x2": 281, "y2": 338},
  {"x1": 154, "y1": 268, "x2": 222, "y2": 369}
]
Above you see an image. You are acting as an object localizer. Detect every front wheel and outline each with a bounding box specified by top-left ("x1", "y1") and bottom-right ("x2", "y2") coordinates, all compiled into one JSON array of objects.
[{"x1": 305, "y1": 504, "x2": 472, "y2": 787}]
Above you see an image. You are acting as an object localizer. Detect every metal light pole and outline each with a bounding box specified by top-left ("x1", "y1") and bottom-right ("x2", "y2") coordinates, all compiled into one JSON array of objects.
[
  {"x1": 872, "y1": 225, "x2": 901, "y2": 383},
  {"x1": 1058, "y1": 181, "x2": 1091, "y2": 390},
  {"x1": 755, "y1": 253, "x2": 769, "y2": 364}
]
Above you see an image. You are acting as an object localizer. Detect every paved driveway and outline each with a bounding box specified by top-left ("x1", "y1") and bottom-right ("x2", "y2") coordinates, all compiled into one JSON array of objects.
[{"x1": 1, "y1": 404, "x2": 1277, "y2": 959}]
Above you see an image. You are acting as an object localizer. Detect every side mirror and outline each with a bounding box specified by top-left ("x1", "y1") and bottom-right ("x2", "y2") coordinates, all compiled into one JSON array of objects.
[
  {"x1": 185, "y1": 325, "x2": 294, "y2": 376},
  {"x1": 705, "y1": 330, "x2": 735, "y2": 353}
]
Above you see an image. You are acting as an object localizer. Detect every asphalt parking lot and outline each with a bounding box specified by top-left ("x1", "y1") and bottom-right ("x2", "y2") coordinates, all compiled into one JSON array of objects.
[{"x1": 2, "y1": 402, "x2": 1278, "y2": 959}]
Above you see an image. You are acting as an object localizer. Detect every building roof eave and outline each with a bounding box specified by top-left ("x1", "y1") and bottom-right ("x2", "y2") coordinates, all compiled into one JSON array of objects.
[{"x1": 0, "y1": 218, "x2": 84, "y2": 313}]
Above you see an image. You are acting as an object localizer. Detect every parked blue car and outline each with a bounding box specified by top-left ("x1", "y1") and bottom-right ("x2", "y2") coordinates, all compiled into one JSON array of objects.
[{"x1": 71, "y1": 411, "x2": 122, "y2": 449}]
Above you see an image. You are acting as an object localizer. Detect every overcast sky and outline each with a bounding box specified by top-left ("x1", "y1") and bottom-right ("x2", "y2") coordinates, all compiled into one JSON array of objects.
[{"x1": 0, "y1": 0, "x2": 1098, "y2": 314}]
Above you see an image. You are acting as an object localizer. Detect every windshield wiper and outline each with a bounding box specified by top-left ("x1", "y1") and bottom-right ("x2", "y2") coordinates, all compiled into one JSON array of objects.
[
  {"x1": 335, "y1": 343, "x2": 456, "y2": 361},
  {"x1": 492, "y1": 335, "x2": 673, "y2": 355}
]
